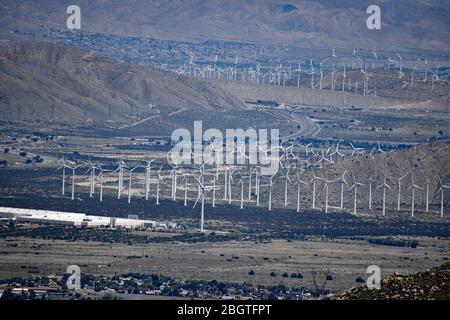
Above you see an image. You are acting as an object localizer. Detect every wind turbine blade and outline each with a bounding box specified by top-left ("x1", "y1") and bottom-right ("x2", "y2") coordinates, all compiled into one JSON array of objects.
[{"x1": 193, "y1": 192, "x2": 201, "y2": 208}]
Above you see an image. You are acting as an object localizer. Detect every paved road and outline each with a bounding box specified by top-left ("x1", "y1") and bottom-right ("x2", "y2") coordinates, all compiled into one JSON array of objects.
[
  {"x1": 281, "y1": 111, "x2": 321, "y2": 141},
  {"x1": 118, "y1": 108, "x2": 186, "y2": 130}
]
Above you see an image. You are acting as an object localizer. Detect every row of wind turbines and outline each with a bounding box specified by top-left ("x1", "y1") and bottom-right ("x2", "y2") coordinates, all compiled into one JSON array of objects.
[
  {"x1": 57, "y1": 150, "x2": 450, "y2": 232},
  {"x1": 159, "y1": 48, "x2": 446, "y2": 95}
]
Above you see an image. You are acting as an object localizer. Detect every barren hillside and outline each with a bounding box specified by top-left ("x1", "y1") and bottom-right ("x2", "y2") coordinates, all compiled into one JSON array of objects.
[
  {"x1": 0, "y1": 42, "x2": 242, "y2": 127},
  {"x1": 1, "y1": 0, "x2": 449, "y2": 51}
]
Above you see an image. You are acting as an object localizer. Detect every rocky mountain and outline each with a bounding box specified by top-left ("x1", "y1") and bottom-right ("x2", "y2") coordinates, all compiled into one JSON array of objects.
[
  {"x1": 340, "y1": 263, "x2": 450, "y2": 299},
  {"x1": 0, "y1": 41, "x2": 242, "y2": 128},
  {"x1": 319, "y1": 140, "x2": 450, "y2": 209},
  {"x1": 1, "y1": 0, "x2": 449, "y2": 51},
  {"x1": 0, "y1": 41, "x2": 308, "y2": 136}
]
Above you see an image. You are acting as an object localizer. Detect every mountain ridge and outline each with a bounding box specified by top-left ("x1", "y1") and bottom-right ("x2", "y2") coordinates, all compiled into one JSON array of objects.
[
  {"x1": 1, "y1": 0, "x2": 449, "y2": 52},
  {"x1": 0, "y1": 41, "x2": 243, "y2": 127}
]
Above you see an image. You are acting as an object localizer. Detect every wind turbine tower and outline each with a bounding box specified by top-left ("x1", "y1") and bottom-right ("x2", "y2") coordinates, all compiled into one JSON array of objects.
[
  {"x1": 437, "y1": 177, "x2": 450, "y2": 218},
  {"x1": 379, "y1": 176, "x2": 392, "y2": 216},
  {"x1": 408, "y1": 175, "x2": 423, "y2": 217}
]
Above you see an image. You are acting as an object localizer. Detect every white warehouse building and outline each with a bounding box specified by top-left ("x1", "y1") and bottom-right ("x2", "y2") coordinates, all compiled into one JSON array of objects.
[{"x1": 0, "y1": 207, "x2": 170, "y2": 230}]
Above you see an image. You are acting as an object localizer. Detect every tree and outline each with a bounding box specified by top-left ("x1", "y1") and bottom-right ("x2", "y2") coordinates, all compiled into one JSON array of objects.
[
  {"x1": 28, "y1": 290, "x2": 36, "y2": 300},
  {"x1": 0, "y1": 288, "x2": 16, "y2": 300},
  {"x1": 102, "y1": 293, "x2": 114, "y2": 300},
  {"x1": 8, "y1": 220, "x2": 15, "y2": 230},
  {"x1": 355, "y1": 277, "x2": 365, "y2": 283}
]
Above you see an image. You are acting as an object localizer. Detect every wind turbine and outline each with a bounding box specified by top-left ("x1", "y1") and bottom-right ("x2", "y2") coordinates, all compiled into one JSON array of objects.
[
  {"x1": 423, "y1": 58, "x2": 428, "y2": 82},
  {"x1": 236, "y1": 140, "x2": 250, "y2": 165},
  {"x1": 370, "y1": 142, "x2": 386, "y2": 155},
  {"x1": 295, "y1": 61, "x2": 302, "y2": 88},
  {"x1": 281, "y1": 167, "x2": 292, "y2": 207},
  {"x1": 268, "y1": 174, "x2": 275, "y2": 211},
  {"x1": 255, "y1": 167, "x2": 262, "y2": 206},
  {"x1": 193, "y1": 173, "x2": 214, "y2": 232},
  {"x1": 425, "y1": 178, "x2": 431, "y2": 213},
  {"x1": 248, "y1": 167, "x2": 255, "y2": 201},
  {"x1": 309, "y1": 60, "x2": 317, "y2": 89},
  {"x1": 212, "y1": 172, "x2": 219, "y2": 208},
  {"x1": 315, "y1": 149, "x2": 332, "y2": 168},
  {"x1": 297, "y1": 142, "x2": 315, "y2": 157},
  {"x1": 387, "y1": 57, "x2": 395, "y2": 71},
  {"x1": 57, "y1": 158, "x2": 68, "y2": 196},
  {"x1": 156, "y1": 165, "x2": 163, "y2": 205},
  {"x1": 85, "y1": 159, "x2": 99, "y2": 198},
  {"x1": 331, "y1": 70, "x2": 336, "y2": 91},
  {"x1": 411, "y1": 64, "x2": 417, "y2": 87},
  {"x1": 257, "y1": 173, "x2": 275, "y2": 211},
  {"x1": 378, "y1": 176, "x2": 392, "y2": 216},
  {"x1": 98, "y1": 165, "x2": 111, "y2": 202},
  {"x1": 294, "y1": 172, "x2": 308, "y2": 212},
  {"x1": 170, "y1": 167, "x2": 179, "y2": 201},
  {"x1": 144, "y1": 160, "x2": 155, "y2": 200},
  {"x1": 352, "y1": 48, "x2": 357, "y2": 70},
  {"x1": 318, "y1": 177, "x2": 332, "y2": 213},
  {"x1": 349, "y1": 142, "x2": 364, "y2": 156},
  {"x1": 183, "y1": 174, "x2": 189, "y2": 207},
  {"x1": 234, "y1": 56, "x2": 238, "y2": 81},
  {"x1": 360, "y1": 66, "x2": 369, "y2": 95},
  {"x1": 338, "y1": 171, "x2": 348, "y2": 209},
  {"x1": 330, "y1": 142, "x2": 345, "y2": 162},
  {"x1": 350, "y1": 174, "x2": 364, "y2": 215},
  {"x1": 193, "y1": 175, "x2": 206, "y2": 232},
  {"x1": 408, "y1": 175, "x2": 423, "y2": 217},
  {"x1": 114, "y1": 160, "x2": 127, "y2": 199},
  {"x1": 341, "y1": 67, "x2": 346, "y2": 92},
  {"x1": 437, "y1": 177, "x2": 450, "y2": 218},
  {"x1": 319, "y1": 70, "x2": 324, "y2": 90},
  {"x1": 378, "y1": 143, "x2": 386, "y2": 153},
  {"x1": 331, "y1": 48, "x2": 337, "y2": 76},
  {"x1": 332, "y1": 48, "x2": 337, "y2": 58},
  {"x1": 371, "y1": 47, "x2": 377, "y2": 69},
  {"x1": 69, "y1": 164, "x2": 81, "y2": 201},
  {"x1": 392, "y1": 174, "x2": 408, "y2": 211},
  {"x1": 431, "y1": 71, "x2": 439, "y2": 90},
  {"x1": 396, "y1": 53, "x2": 404, "y2": 78},
  {"x1": 127, "y1": 166, "x2": 140, "y2": 204},
  {"x1": 239, "y1": 175, "x2": 245, "y2": 209},
  {"x1": 223, "y1": 167, "x2": 229, "y2": 200},
  {"x1": 228, "y1": 168, "x2": 236, "y2": 204},
  {"x1": 310, "y1": 176, "x2": 318, "y2": 209},
  {"x1": 368, "y1": 176, "x2": 375, "y2": 210}
]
